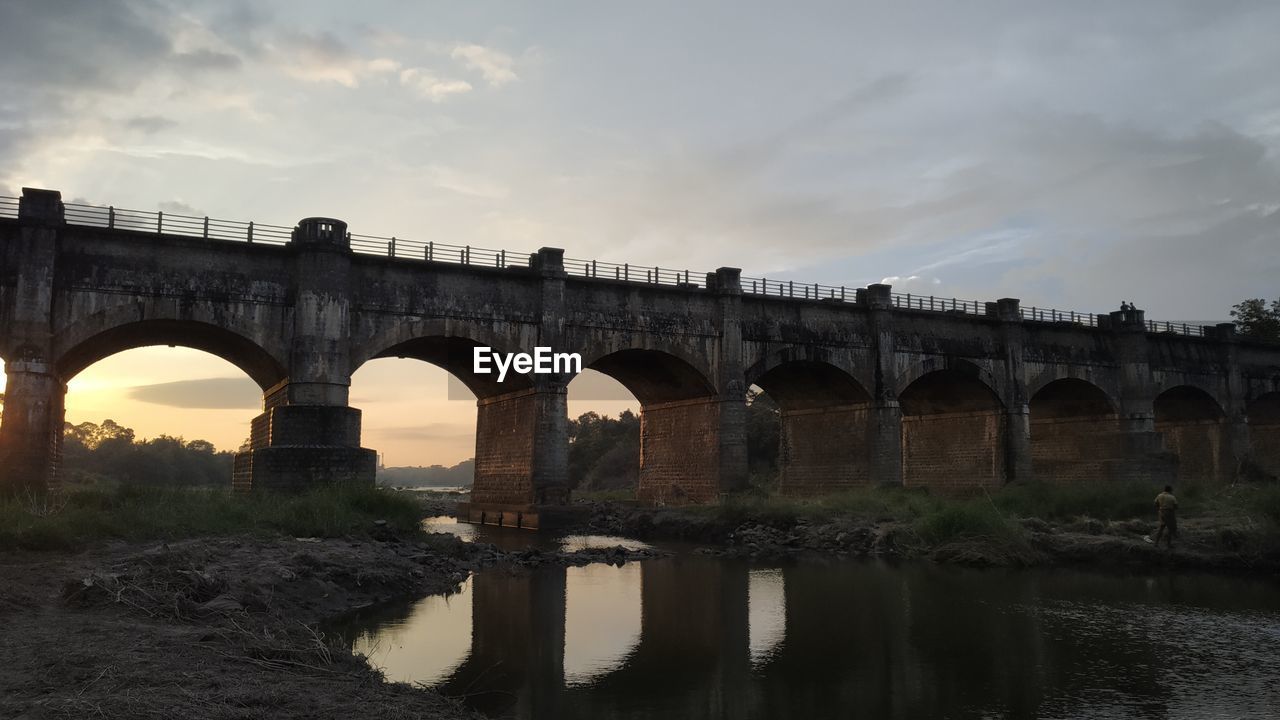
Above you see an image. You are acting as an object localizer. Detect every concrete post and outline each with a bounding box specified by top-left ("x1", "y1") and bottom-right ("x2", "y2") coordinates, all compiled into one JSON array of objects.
[
  {"x1": 996, "y1": 298, "x2": 1033, "y2": 483},
  {"x1": 0, "y1": 188, "x2": 64, "y2": 494},
  {"x1": 532, "y1": 247, "x2": 570, "y2": 504},
  {"x1": 864, "y1": 284, "x2": 904, "y2": 486},
  {"x1": 1208, "y1": 322, "x2": 1249, "y2": 481},
  {"x1": 713, "y1": 267, "x2": 749, "y2": 494},
  {"x1": 1110, "y1": 308, "x2": 1175, "y2": 484}
]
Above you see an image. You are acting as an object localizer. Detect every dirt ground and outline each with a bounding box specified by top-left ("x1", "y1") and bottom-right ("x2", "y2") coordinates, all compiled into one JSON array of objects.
[{"x1": 0, "y1": 534, "x2": 492, "y2": 720}]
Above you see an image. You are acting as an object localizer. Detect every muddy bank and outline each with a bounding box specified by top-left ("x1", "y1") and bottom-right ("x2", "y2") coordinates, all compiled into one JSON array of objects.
[
  {"x1": 573, "y1": 502, "x2": 1280, "y2": 573},
  {"x1": 0, "y1": 531, "x2": 661, "y2": 720}
]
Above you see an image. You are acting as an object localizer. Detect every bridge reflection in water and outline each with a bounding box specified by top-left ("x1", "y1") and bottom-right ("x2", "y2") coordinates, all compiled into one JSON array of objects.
[{"x1": 334, "y1": 555, "x2": 1280, "y2": 719}]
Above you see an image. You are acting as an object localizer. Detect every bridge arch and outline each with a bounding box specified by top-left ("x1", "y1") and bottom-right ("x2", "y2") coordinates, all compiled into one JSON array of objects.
[
  {"x1": 1246, "y1": 393, "x2": 1280, "y2": 480},
  {"x1": 54, "y1": 318, "x2": 287, "y2": 389},
  {"x1": 1029, "y1": 378, "x2": 1124, "y2": 484},
  {"x1": 577, "y1": 348, "x2": 718, "y2": 504},
  {"x1": 360, "y1": 334, "x2": 535, "y2": 399},
  {"x1": 53, "y1": 308, "x2": 288, "y2": 386},
  {"x1": 899, "y1": 368, "x2": 1006, "y2": 490},
  {"x1": 1153, "y1": 385, "x2": 1230, "y2": 485},
  {"x1": 895, "y1": 358, "x2": 1006, "y2": 407},
  {"x1": 750, "y1": 359, "x2": 873, "y2": 494},
  {"x1": 351, "y1": 319, "x2": 539, "y2": 395}
]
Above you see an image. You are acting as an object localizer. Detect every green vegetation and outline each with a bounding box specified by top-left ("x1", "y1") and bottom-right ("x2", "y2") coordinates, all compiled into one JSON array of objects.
[
  {"x1": 1230, "y1": 297, "x2": 1280, "y2": 342},
  {"x1": 61, "y1": 419, "x2": 234, "y2": 487},
  {"x1": 702, "y1": 480, "x2": 1280, "y2": 558},
  {"x1": 377, "y1": 460, "x2": 474, "y2": 489},
  {"x1": 569, "y1": 410, "x2": 641, "y2": 491},
  {"x1": 0, "y1": 483, "x2": 427, "y2": 551}
]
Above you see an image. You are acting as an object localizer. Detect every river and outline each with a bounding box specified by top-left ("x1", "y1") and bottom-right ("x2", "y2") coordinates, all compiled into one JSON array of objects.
[{"x1": 331, "y1": 518, "x2": 1280, "y2": 719}]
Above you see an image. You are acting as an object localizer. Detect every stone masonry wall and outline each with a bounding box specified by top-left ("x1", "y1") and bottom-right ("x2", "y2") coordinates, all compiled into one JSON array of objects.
[
  {"x1": 1156, "y1": 419, "x2": 1232, "y2": 486},
  {"x1": 902, "y1": 410, "x2": 1005, "y2": 491},
  {"x1": 473, "y1": 390, "x2": 539, "y2": 505},
  {"x1": 778, "y1": 405, "x2": 872, "y2": 495},
  {"x1": 1250, "y1": 424, "x2": 1280, "y2": 480},
  {"x1": 637, "y1": 398, "x2": 722, "y2": 505},
  {"x1": 1030, "y1": 416, "x2": 1126, "y2": 483}
]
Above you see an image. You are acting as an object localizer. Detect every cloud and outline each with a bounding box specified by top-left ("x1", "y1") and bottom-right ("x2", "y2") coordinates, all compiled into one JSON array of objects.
[
  {"x1": 173, "y1": 49, "x2": 243, "y2": 73},
  {"x1": 276, "y1": 31, "x2": 363, "y2": 86},
  {"x1": 157, "y1": 199, "x2": 205, "y2": 216},
  {"x1": 399, "y1": 68, "x2": 472, "y2": 101},
  {"x1": 450, "y1": 44, "x2": 518, "y2": 87},
  {"x1": 124, "y1": 116, "x2": 178, "y2": 134},
  {"x1": 127, "y1": 378, "x2": 260, "y2": 409}
]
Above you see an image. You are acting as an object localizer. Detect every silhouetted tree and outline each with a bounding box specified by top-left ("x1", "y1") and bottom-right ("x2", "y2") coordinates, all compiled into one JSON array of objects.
[
  {"x1": 1231, "y1": 298, "x2": 1280, "y2": 342},
  {"x1": 60, "y1": 419, "x2": 233, "y2": 487}
]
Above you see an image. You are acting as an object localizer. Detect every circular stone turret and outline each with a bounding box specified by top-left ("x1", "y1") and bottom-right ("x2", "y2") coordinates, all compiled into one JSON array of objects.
[{"x1": 291, "y1": 217, "x2": 350, "y2": 248}]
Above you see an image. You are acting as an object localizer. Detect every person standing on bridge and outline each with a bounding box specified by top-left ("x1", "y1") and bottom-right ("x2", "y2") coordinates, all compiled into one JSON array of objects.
[{"x1": 1146, "y1": 486, "x2": 1178, "y2": 549}]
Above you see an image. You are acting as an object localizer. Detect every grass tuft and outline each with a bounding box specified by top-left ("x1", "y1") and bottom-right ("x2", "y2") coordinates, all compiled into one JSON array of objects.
[{"x1": 0, "y1": 483, "x2": 427, "y2": 551}]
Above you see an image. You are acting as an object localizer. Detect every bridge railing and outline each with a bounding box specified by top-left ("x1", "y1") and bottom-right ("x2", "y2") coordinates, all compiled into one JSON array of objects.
[
  {"x1": 1147, "y1": 320, "x2": 1205, "y2": 336},
  {"x1": 60, "y1": 202, "x2": 294, "y2": 244},
  {"x1": 347, "y1": 233, "x2": 516, "y2": 268},
  {"x1": 567, "y1": 257, "x2": 700, "y2": 286},
  {"x1": 742, "y1": 277, "x2": 855, "y2": 301},
  {"x1": 0, "y1": 194, "x2": 1219, "y2": 338},
  {"x1": 1020, "y1": 306, "x2": 1100, "y2": 326},
  {"x1": 894, "y1": 293, "x2": 984, "y2": 315}
]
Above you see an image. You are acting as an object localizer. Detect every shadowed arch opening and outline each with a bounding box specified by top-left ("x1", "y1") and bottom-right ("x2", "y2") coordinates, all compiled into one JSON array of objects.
[
  {"x1": 587, "y1": 349, "x2": 715, "y2": 405},
  {"x1": 899, "y1": 368, "x2": 1005, "y2": 490},
  {"x1": 370, "y1": 335, "x2": 534, "y2": 399},
  {"x1": 752, "y1": 361, "x2": 873, "y2": 495},
  {"x1": 56, "y1": 319, "x2": 286, "y2": 389},
  {"x1": 1154, "y1": 385, "x2": 1229, "y2": 485},
  {"x1": 1030, "y1": 379, "x2": 1123, "y2": 484},
  {"x1": 579, "y1": 349, "x2": 719, "y2": 504},
  {"x1": 1247, "y1": 393, "x2": 1280, "y2": 480},
  {"x1": 753, "y1": 360, "x2": 870, "y2": 411}
]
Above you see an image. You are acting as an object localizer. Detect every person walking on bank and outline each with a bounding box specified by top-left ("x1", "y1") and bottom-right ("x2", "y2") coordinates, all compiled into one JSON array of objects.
[{"x1": 1146, "y1": 486, "x2": 1179, "y2": 548}]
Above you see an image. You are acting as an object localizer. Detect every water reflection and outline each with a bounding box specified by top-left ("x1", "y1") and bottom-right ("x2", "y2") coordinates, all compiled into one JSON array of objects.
[{"x1": 337, "y1": 557, "x2": 1280, "y2": 720}]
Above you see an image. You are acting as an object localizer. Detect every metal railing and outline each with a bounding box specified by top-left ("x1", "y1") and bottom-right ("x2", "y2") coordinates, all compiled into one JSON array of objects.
[
  {"x1": 60, "y1": 202, "x2": 294, "y2": 244},
  {"x1": 564, "y1": 257, "x2": 700, "y2": 287},
  {"x1": 894, "y1": 293, "x2": 983, "y2": 315},
  {"x1": 742, "y1": 277, "x2": 853, "y2": 301},
  {"x1": 0, "y1": 194, "x2": 1216, "y2": 337},
  {"x1": 1021, "y1": 306, "x2": 1100, "y2": 326},
  {"x1": 1147, "y1": 320, "x2": 1205, "y2": 336}
]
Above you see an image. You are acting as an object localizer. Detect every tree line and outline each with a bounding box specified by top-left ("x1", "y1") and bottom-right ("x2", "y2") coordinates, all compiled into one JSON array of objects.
[{"x1": 59, "y1": 419, "x2": 234, "y2": 487}]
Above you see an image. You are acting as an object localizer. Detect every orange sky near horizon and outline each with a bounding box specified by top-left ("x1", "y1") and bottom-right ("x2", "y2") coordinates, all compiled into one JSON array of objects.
[{"x1": 0, "y1": 347, "x2": 638, "y2": 467}]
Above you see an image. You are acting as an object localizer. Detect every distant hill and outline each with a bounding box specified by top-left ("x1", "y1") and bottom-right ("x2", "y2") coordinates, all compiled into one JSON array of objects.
[{"x1": 377, "y1": 459, "x2": 474, "y2": 488}]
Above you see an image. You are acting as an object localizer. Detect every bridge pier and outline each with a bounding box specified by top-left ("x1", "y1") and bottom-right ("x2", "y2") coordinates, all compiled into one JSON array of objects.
[
  {"x1": 233, "y1": 217, "x2": 376, "y2": 492},
  {"x1": 470, "y1": 382, "x2": 570, "y2": 509},
  {"x1": 0, "y1": 359, "x2": 66, "y2": 494}
]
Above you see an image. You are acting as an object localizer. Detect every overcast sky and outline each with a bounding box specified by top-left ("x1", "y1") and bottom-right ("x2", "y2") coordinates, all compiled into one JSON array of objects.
[{"x1": 3, "y1": 1, "x2": 1278, "y2": 462}]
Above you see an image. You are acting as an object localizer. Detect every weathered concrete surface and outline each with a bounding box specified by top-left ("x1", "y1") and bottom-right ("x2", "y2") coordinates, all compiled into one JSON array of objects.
[{"x1": 3, "y1": 188, "x2": 1280, "y2": 509}]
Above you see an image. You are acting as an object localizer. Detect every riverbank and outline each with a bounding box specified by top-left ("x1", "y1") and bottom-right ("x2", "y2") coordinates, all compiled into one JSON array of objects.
[
  {"x1": 572, "y1": 482, "x2": 1280, "y2": 573},
  {"x1": 0, "y1": 486, "x2": 662, "y2": 719}
]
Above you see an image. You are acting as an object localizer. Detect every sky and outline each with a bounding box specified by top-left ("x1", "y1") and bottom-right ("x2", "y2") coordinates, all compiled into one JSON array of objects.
[{"x1": 2, "y1": 1, "x2": 1278, "y2": 464}]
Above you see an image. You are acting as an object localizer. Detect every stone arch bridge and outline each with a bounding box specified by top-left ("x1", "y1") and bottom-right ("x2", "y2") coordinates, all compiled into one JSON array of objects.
[{"x1": 2, "y1": 188, "x2": 1278, "y2": 518}]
